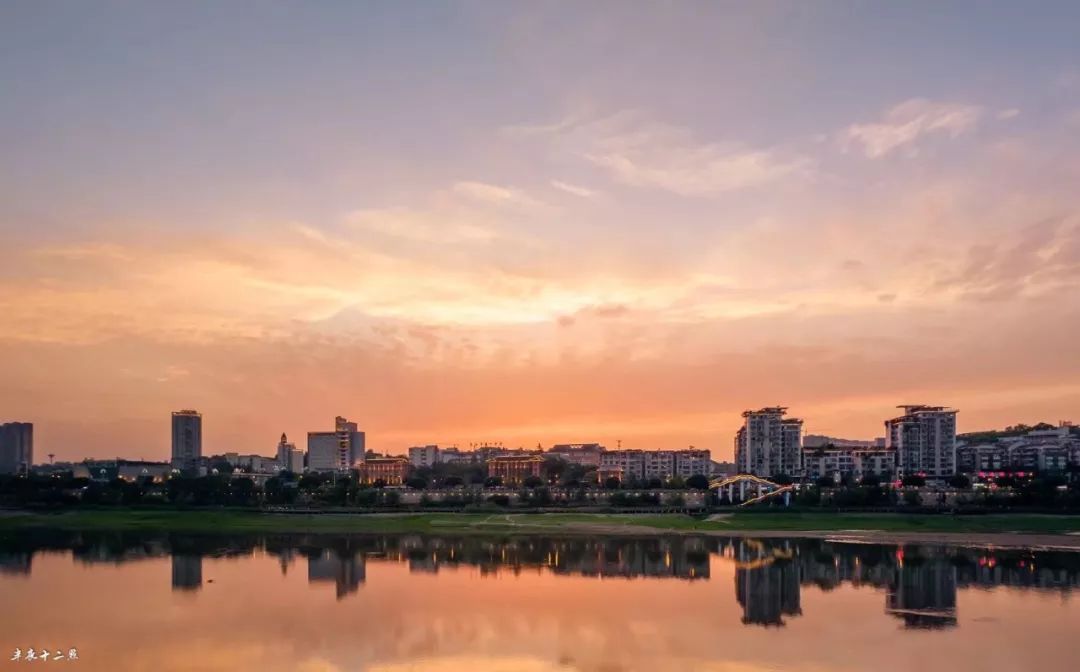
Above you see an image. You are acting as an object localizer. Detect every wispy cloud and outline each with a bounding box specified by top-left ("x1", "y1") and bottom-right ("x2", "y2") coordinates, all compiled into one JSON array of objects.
[
  {"x1": 346, "y1": 181, "x2": 547, "y2": 245},
  {"x1": 349, "y1": 207, "x2": 500, "y2": 244},
  {"x1": 844, "y1": 98, "x2": 983, "y2": 158},
  {"x1": 550, "y1": 180, "x2": 595, "y2": 198},
  {"x1": 451, "y1": 181, "x2": 542, "y2": 209},
  {"x1": 996, "y1": 108, "x2": 1021, "y2": 120},
  {"x1": 511, "y1": 110, "x2": 809, "y2": 196}
]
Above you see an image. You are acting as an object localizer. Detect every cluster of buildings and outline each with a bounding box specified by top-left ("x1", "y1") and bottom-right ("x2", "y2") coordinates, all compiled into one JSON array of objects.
[
  {"x1": 169, "y1": 412, "x2": 408, "y2": 485},
  {"x1": 957, "y1": 425, "x2": 1080, "y2": 475},
  {"x1": 734, "y1": 405, "x2": 1080, "y2": 485},
  {"x1": 407, "y1": 442, "x2": 713, "y2": 485},
  {"x1": 7, "y1": 404, "x2": 1080, "y2": 487},
  {"x1": 735, "y1": 405, "x2": 963, "y2": 483}
]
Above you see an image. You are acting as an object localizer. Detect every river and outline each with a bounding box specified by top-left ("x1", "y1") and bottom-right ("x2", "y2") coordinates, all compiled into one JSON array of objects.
[{"x1": 1, "y1": 530, "x2": 1078, "y2": 671}]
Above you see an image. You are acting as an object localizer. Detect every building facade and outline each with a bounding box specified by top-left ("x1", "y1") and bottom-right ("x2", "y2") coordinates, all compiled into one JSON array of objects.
[
  {"x1": 223, "y1": 453, "x2": 278, "y2": 473},
  {"x1": 548, "y1": 443, "x2": 605, "y2": 467},
  {"x1": 598, "y1": 449, "x2": 712, "y2": 483},
  {"x1": 170, "y1": 410, "x2": 202, "y2": 474},
  {"x1": 735, "y1": 408, "x2": 803, "y2": 478},
  {"x1": 408, "y1": 445, "x2": 440, "y2": 468},
  {"x1": 803, "y1": 447, "x2": 897, "y2": 483},
  {"x1": 438, "y1": 446, "x2": 468, "y2": 463},
  {"x1": 307, "y1": 416, "x2": 365, "y2": 472},
  {"x1": 0, "y1": 422, "x2": 33, "y2": 475},
  {"x1": 885, "y1": 406, "x2": 957, "y2": 479},
  {"x1": 956, "y1": 425, "x2": 1079, "y2": 474},
  {"x1": 285, "y1": 447, "x2": 305, "y2": 473},
  {"x1": 487, "y1": 455, "x2": 543, "y2": 485},
  {"x1": 674, "y1": 449, "x2": 711, "y2": 478},
  {"x1": 361, "y1": 457, "x2": 409, "y2": 485},
  {"x1": 276, "y1": 433, "x2": 302, "y2": 472}
]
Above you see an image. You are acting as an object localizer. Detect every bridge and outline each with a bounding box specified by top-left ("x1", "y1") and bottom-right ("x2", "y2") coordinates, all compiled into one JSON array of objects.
[
  {"x1": 708, "y1": 474, "x2": 794, "y2": 507},
  {"x1": 733, "y1": 538, "x2": 796, "y2": 569}
]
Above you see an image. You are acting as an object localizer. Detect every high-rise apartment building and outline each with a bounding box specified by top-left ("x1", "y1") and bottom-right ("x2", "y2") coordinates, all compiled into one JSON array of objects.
[
  {"x1": 885, "y1": 405, "x2": 958, "y2": 479},
  {"x1": 170, "y1": 410, "x2": 202, "y2": 474},
  {"x1": 0, "y1": 422, "x2": 33, "y2": 475},
  {"x1": 307, "y1": 416, "x2": 365, "y2": 472},
  {"x1": 734, "y1": 407, "x2": 803, "y2": 478}
]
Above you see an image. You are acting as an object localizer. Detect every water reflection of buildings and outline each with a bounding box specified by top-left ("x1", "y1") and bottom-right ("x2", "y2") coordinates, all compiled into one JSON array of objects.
[
  {"x1": 3, "y1": 530, "x2": 1080, "y2": 624},
  {"x1": 885, "y1": 559, "x2": 957, "y2": 629},
  {"x1": 171, "y1": 554, "x2": 203, "y2": 591},
  {"x1": 733, "y1": 540, "x2": 801, "y2": 626},
  {"x1": 307, "y1": 549, "x2": 366, "y2": 599},
  {"x1": 728, "y1": 539, "x2": 964, "y2": 630},
  {"x1": 391, "y1": 537, "x2": 710, "y2": 581},
  {"x1": 0, "y1": 551, "x2": 33, "y2": 575}
]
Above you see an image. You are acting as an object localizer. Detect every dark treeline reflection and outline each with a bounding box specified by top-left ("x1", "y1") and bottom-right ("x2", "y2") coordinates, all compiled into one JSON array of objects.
[{"x1": 3, "y1": 530, "x2": 1079, "y2": 628}]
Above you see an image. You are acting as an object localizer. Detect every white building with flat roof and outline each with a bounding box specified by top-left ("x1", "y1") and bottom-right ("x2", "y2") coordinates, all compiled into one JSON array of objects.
[
  {"x1": 735, "y1": 408, "x2": 803, "y2": 478},
  {"x1": 886, "y1": 405, "x2": 957, "y2": 479}
]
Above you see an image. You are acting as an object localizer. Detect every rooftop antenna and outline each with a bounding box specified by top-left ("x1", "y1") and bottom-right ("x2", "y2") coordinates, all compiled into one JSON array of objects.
[{"x1": 48, "y1": 453, "x2": 55, "y2": 464}]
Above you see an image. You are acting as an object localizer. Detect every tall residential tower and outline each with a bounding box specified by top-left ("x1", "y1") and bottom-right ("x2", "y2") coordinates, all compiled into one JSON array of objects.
[
  {"x1": 171, "y1": 410, "x2": 203, "y2": 474},
  {"x1": 0, "y1": 422, "x2": 33, "y2": 475},
  {"x1": 735, "y1": 407, "x2": 803, "y2": 478},
  {"x1": 885, "y1": 405, "x2": 957, "y2": 479}
]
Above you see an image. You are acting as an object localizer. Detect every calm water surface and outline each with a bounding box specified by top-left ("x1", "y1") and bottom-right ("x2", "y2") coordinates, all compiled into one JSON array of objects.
[{"x1": 2, "y1": 530, "x2": 1079, "y2": 671}]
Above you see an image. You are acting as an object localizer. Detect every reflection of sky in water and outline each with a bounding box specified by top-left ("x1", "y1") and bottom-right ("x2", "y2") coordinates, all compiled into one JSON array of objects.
[{"x1": 1, "y1": 533, "x2": 1079, "y2": 672}]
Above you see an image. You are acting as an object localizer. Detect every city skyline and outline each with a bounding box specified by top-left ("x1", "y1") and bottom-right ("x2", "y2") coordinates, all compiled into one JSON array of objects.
[
  {"x1": 4, "y1": 3, "x2": 1080, "y2": 462},
  {"x1": 4, "y1": 406, "x2": 1075, "y2": 468}
]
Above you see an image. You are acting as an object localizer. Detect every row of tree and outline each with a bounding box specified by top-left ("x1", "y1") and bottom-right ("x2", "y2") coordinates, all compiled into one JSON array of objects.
[{"x1": 4, "y1": 466, "x2": 1078, "y2": 509}]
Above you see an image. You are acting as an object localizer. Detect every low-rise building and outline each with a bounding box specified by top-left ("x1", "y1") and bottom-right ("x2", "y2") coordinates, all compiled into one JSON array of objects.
[
  {"x1": 803, "y1": 447, "x2": 896, "y2": 483},
  {"x1": 598, "y1": 449, "x2": 712, "y2": 483},
  {"x1": 361, "y1": 457, "x2": 409, "y2": 485},
  {"x1": 408, "y1": 445, "x2": 440, "y2": 468},
  {"x1": 674, "y1": 449, "x2": 711, "y2": 478},
  {"x1": 956, "y1": 425, "x2": 1080, "y2": 474},
  {"x1": 439, "y1": 446, "x2": 468, "y2": 463},
  {"x1": 117, "y1": 460, "x2": 173, "y2": 482},
  {"x1": 710, "y1": 461, "x2": 737, "y2": 478},
  {"x1": 487, "y1": 455, "x2": 543, "y2": 485},
  {"x1": 73, "y1": 459, "x2": 173, "y2": 482},
  {"x1": 548, "y1": 443, "x2": 605, "y2": 466},
  {"x1": 957, "y1": 444, "x2": 1009, "y2": 473},
  {"x1": 600, "y1": 450, "x2": 645, "y2": 481},
  {"x1": 224, "y1": 453, "x2": 278, "y2": 473}
]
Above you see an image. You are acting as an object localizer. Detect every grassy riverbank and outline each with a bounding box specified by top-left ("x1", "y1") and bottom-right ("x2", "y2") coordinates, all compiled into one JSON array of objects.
[{"x1": 3, "y1": 509, "x2": 1080, "y2": 536}]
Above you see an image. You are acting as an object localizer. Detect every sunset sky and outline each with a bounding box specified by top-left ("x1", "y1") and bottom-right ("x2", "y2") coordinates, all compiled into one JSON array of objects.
[{"x1": 3, "y1": 1, "x2": 1080, "y2": 462}]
